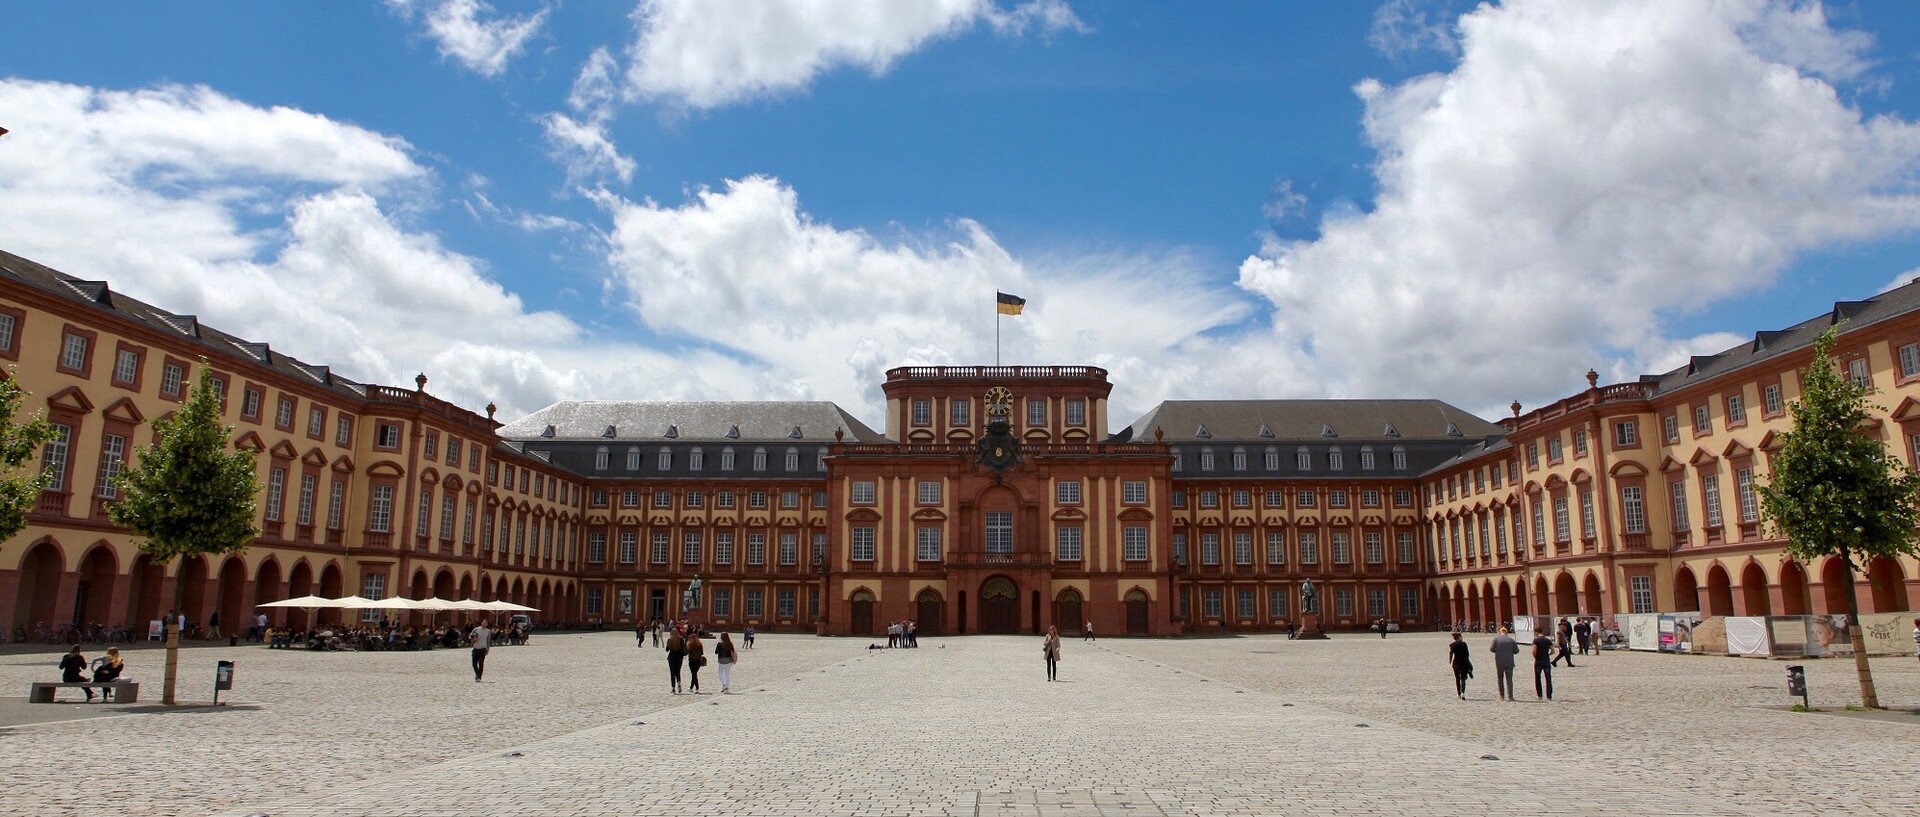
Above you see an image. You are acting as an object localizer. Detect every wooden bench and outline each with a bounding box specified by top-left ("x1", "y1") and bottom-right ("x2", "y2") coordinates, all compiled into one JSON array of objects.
[{"x1": 28, "y1": 681, "x2": 140, "y2": 704}]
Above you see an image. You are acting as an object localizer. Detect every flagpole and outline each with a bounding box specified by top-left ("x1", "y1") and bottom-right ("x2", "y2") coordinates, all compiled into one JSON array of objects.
[{"x1": 995, "y1": 301, "x2": 1001, "y2": 366}]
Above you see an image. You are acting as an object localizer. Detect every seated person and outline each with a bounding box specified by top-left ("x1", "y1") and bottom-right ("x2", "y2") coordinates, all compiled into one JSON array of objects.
[
  {"x1": 59, "y1": 646, "x2": 94, "y2": 702},
  {"x1": 91, "y1": 648, "x2": 125, "y2": 701}
]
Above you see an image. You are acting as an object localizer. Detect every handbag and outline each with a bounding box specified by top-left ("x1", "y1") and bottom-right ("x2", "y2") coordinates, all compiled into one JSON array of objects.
[{"x1": 693, "y1": 655, "x2": 706, "y2": 668}]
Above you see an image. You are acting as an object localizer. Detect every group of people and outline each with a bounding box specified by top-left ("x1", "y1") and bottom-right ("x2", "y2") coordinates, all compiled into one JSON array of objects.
[
  {"x1": 884, "y1": 620, "x2": 918, "y2": 648},
  {"x1": 1448, "y1": 619, "x2": 1589, "y2": 701},
  {"x1": 650, "y1": 620, "x2": 742, "y2": 694},
  {"x1": 56, "y1": 646, "x2": 127, "y2": 702}
]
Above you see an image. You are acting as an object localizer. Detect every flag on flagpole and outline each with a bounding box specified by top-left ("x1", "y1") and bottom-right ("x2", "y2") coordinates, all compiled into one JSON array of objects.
[{"x1": 996, "y1": 291, "x2": 1026, "y2": 316}]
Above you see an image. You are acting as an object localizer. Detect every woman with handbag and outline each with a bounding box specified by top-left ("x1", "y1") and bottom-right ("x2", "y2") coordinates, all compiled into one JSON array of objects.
[
  {"x1": 1042, "y1": 625, "x2": 1061, "y2": 682},
  {"x1": 685, "y1": 632, "x2": 706, "y2": 694},
  {"x1": 714, "y1": 632, "x2": 738, "y2": 693},
  {"x1": 665, "y1": 631, "x2": 686, "y2": 694}
]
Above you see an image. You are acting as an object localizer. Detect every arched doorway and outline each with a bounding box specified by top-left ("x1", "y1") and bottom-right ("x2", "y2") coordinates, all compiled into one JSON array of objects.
[
  {"x1": 179, "y1": 556, "x2": 210, "y2": 630},
  {"x1": 127, "y1": 553, "x2": 165, "y2": 628},
  {"x1": 1466, "y1": 584, "x2": 1482, "y2": 627},
  {"x1": 216, "y1": 557, "x2": 248, "y2": 638},
  {"x1": 1532, "y1": 575, "x2": 1550, "y2": 616},
  {"x1": 1124, "y1": 588, "x2": 1149, "y2": 634},
  {"x1": 1673, "y1": 566, "x2": 1699, "y2": 613},
  {"x1": 1553, "y1": 573, "x2": 1577, "y2": 617},
  {"x1": 980, "y1": 577, "x2": 1017, "y2": 634},
  {"x1": 318, "y1": 563, "x2": 344, "y2": 625},
  {"x1": 458, "y1": 573, "x2": 475, "y2": 601},
  {"x1": 76, "y1": 546, "x2": 118, "y2": 628},
  {"x1": 1819, "y1": 558, "x2": 1850, "y2": 617},
  {"x1": 1740, "y1": 563, "x2": 1771, "y2": 616},
  {"x1": 1705, "y1": 564, "x2": 1733, "y2": 617},
  {"x1": 1496, "y1": 580, "x2": 1513, "y2": 624},
  {"x1": 850, "y1": 589, "x2": 875, "y2": 636},
  {"x1": 1054, "y1": 587, "x2": 1083, "y2": 633},
  {"x1": 1868, "y1": 556, "x2": 1909, "y2": 613},
  {"x1": 1480, "y1": 581, "x2": 1496, "y2": 624},
  {"x1": 916, "y1": 589, "x2": 943, "y2": 637},
  {"x1": 13, "y1": 541, "x2": 65, "y2": 629},
  {"x1": 1779, "y1": 561, "x2": 1809, "y2": 615},
  {"x1": 1581, "y1": 573, "x2": 1602, "y2": 616},
  {"x1": 252, "y1": 559, "x2": 283, "y2": 631},
  {"x1": 283, "y1": 561, "x2": 314, "y2": 628}
]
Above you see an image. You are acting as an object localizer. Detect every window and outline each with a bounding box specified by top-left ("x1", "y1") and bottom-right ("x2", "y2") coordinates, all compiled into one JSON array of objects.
[
  {"x1": 785, "y1": 448, "x2": 799, "y2": 472},
  {"x1": 950, "y1": 399, "x2": 969, "y2": 427},
  {"x1": 749, "y1": 491, "x2": 767, "y2": 509},
  {"x1": 652, "y1": 490, "x2": 672, "y2": 509},
  {"x1": 1693, "y1": 405, "x2": 1711, "y2": 435},
  {"x1": 716, "y1": 491, "x2": 734, "y2": 509},
  {"x1": 1066, "y1": 398, "x2": 1085, "y2": 426},
  {"x1": 852, "y1": 481, "x2": 876, "y2": 504},
  {"x1": 1553, "y1": 496, "x2": 1570, "y2": 542},
  {"x1": 1232, "y1": 490, "x2": 1251, "y2": 508},
  {"x1": 813, "y1": 490, "x2": 826, "y2": 508},
  {"x1": 0, "y1": 311, "x2": 15, "y2": 356},
  {"x1": 1298, "y1": 532, "x2": 1318, "y2": 564},
  {"x1": 1296, "y1": 490, "x2": 1317, "y2": 508},
  {"x1": 711, "y1": 532, "x2": 732, "y2": 565},
  {"x1": 1400, "y1": 589, "x2": 1420, "y2": 618},
  {"x1": 1736, "y1": 468, "x2": 1758, "y2": 524},
  {"x1": 1764, "y1": 384, "x2": 1783, "y2": 415},
  {"x1": 1367, "y1": 588, "x2": 1387, "y2": 618},
  {"x1": 263, "y1": 467, "x2": 286, "y2": 523},
  {"x1": 817, "y1": 448, "x2": 828, "y2": 472},
  {"x1": 917, "y1": 527, "x2": 942, "y2": 562},
  {"x1": 721, "y1": 448, "x2": 736, "y2": 471},
  {"x1": 650, "y1": 533, "x2": 668, "y2": 564},
  {"x1": 1572, "y1": 429, "x2": 1587, "y2": 456},
  {"x1": 1200, "y1": 533, "x2": 1221, "y2": 565},
  {"x1": 1364, "y1": 532, "x2": 1384, "y2": 564},
  {"x1": 360, "y1": 574, "x2": 386, "y2": 622},
  {"x1": 1202, "y1": 589, "x2": 1222, "y2": 619},
  {"x1": 1394, "y1": 489, "x2": 1411, "y2": 507},
  {"x1": 1200, "y1": 449, "x2": 1215, "y2": 471},
  {"x1": 1200, "y1": 490, "x2": 1218, "y2": 508},
  {"x1": 439, "y1": 496, "x2": 456, "y2": 540},
  {"x1": 747, "y1": 533, "x2": 766, "y2": 565},
  {"x1": 1392, "y1": 447, "x2": 1407, "y2": 471},
  {"x1": 1334, "y1": 589, "x2": 1354, "y2": 618},
  {"x1": 1662, "y1": 413, "x2": 1679, "y2": 443},
  {"x1": 752, "y1": 448, "x2": 767, "y2": 471},
  {"x1": 1670, "y1": 479, "x2": 1690, "y2": 529},
  {"x1": 41, "y1": 422, "x2": 71, "y2": 491},
  {"x1": 368, "y1": 485, "x2": 394, "y2": 532},
  {"x1": 1171, "y1": 452, "x2": 1182, "y2": 472},
  {"x1": 115, "y1": 348, "x2": 145, "y2": 387},
  {"x1": 414, "y1": 489, "x2": 434, "y2": 537},
  {"x1": 746, "y1": 590, "x2": 765, "y2": 618},
  {"x1": 1172, "y1": 534, "x2": 1188, "y2": 565},
  {"x1": 1231, "y1": 448, "x2": 1246, "y2": 471},
  {"x1": 712, "y1": 588, "x2": 731, "y2": 618},
  {"x1": 689, "y1": 448, "x2": 704, "y2": 471},
  {"x1": 1629, "y1": 575, "x2": 1655, "y2": 614},
  {"x1": 296, "y1": 473, "x2": 316, "y2": 526},
  {"x1": 1328, "y1": 448, "x2": 1343, "y2": 470},
  {"x1": 1525, "y1": 443, "x2": 1540, "y2": 470},
  {"x1": 587, "y1": 531, "x2": 607, "y2": 563},
  {"x1": 1331, "y1": 533, "x2": 1351, "y2": 564},
  {"x1": 1123, "y1": 480, "x2": 1147, "y2": 504},
  {"x1": 1124, "y1": 527, "x2": 1148, "y2": 561},
  {"x1": 1270, "y1": 588, "x2": 1290, "y2": 619},
  {"x1": 1726, "y1": 394, "x2": 1746, "y2": 425},
  {"x1": 1903, "y1": 344, "x2": 1920, "y2": 379},
  {"x1": 778, "y1": 589, "x2": 798, "y2": 618},
  {"x1": 236, "y1": 387, "x2": 262, "y2": 421},
  {"x1": 1614, "y1": 420, "x2": 1638, "y2": 447},
  {"x1": 328, "y1": 480, "x2": 345, "y2": 530},
  {"x1": 376, "y1": 423, "x2": 401, "y2": 449},
  {"x1": 1621, "y1": 486, "x2": 1646, "y2": 534},
  {"x1": 912, "y1": 398, "x2": 931, "y2": 425},
  {"x1": 1172, "y1": 490, "x2": 1186, "y2": 508},
  {"x1": 621, "y1": 490, "x2": 639, "y2": 508},
  {"x1": 779, "y1": 533, "x2": 798, "y2": 565},
  {"x1": 1702, "y1": 473, "x2": 1723, "y2": 527},
  {"x1": 682, "y1": 532, "x2": 702, "y2": 565},
  {"x1": 1264, "y1": 490, "x2": 1285, "y2": 508},
  {"x1": 1848, "y1": 357, "x2": 1872, "y2": 389},
  {"x1": 658, "y1": 448, "x2": 673, "y2": 471},
  {"x1": 1056, "y1": 480, "x2": 1082, "y2": 504},
  {"x1": 1027, "y1": 399, "x2": 1046, "y2": 426},
  {"x1": 1266, "y1": 532, "x2": 1287, "y2": 564},
  {"x1": 616, "y1": 532, "x2": 640, "y2": 564},
  {"x1": 161, "y1": 362, "x2": 185, "y2": 398},
  {"x1": 851, "y1": 527, "x2": 876, "y2": 561},
  {"x1": 446, "y1": 436, "x2": 461, "y2": 466},
  {"x1": 275, "y1": 396, "x2": 296, "y2": 429},
  {"x1": 986, "y1": 511, "x2": 1013, "y2": 553},
  {"x1": 1361, "y1": 489, "x2": 1381, "y2": 508},
  {"x1": 335, "y1": 414, "x2": 353, "y2": 447},
  {"x1": 585, "y1": 588, "x2": 604, "y2": 616},
  {"x1": 1056, "y1": 526, "x2": 1083, "y2": 561},
  {"x1": 58, "y1": 331, "x2": 90, "y2": 373},
  {"x1": 1397, "y1": 531, "x2": 1416, "y2": 564},
  {"x1": 1233, "y1": 531, "x2": 1252, "y2": 565},
  {"x1": 91, "y1": 433, "x2": 126, "y2": 499},
  {"x1": 1296, "y1": 448, "x2": 1311, "y2": 470},
  {"x1": 1547, "y1": 437, "x2": 1563, "y2": 462},
  {"x1": 1579, "y1": 490, "x2": 1595, "y2": 539},
  {"x1": 1329, "y1": 490, "x2": 1349, "y2": 508}
]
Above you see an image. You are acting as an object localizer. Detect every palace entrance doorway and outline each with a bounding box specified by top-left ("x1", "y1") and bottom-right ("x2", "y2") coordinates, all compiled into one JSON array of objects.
[{"x1": 980, "y1": 577, "x2": 1018, "y2": 634}]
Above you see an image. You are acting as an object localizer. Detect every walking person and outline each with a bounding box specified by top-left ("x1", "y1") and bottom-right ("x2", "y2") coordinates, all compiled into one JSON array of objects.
[
  {"x1": 685, "y1": 631, "x2": 706, "y2": 694},
  {"x1": 1083, "y1": 621, "x2": 1094, "y2": 642},
  {"x1": 1552, "y1": 618, "x2": 1576, "y2": 667},
  {"x1": 1043, "y1": 625, "x2": 1062, "y2": 681},
  {"x1": 468, "y1": 618, "x2": 493, "y2": 682},
  {"x1": 743, "y1": 625, "x2": 755, "y2": 650},
  {"x1": 1912, "y1": 618, "x2": 1920, "y2": 665},
  {"x1": 666, "y1": 630, "x2": 686, "y2": 694},
  {"x1": 59, "y1": 645, "x2": 94, "y2": 702},
  {"x1": 1447, "y1": 632, "x2": 1473, "y2": 699},
  {"x1": 1489, "y1": 627, "x2": 1520, "y2": 701},
  {"x1": 1532, "y1": 627, "x2": 1556, "y2": 700},
  {"x1": 1574, "y1": 618, "x2": 1592, "y2": 656},
  {"x1": 715, "y1": 632, "x2": 738, "y2": 693}
]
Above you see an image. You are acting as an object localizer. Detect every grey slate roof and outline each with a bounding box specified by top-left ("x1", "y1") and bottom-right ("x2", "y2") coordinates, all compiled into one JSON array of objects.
[
  {"x1": 498, "y1": 401, "x2": 887, "y2": 444},
  {"x1": 1648, "y1": 276, "x2": 1920, "y2": 393},
  {"x1": 1115, "y1": 399, "x2": 1505, "y2": 443}
]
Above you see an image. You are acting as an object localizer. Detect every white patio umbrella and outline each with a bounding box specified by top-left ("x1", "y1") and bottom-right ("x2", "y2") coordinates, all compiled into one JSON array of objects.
[
  {"x1": 482, "y1": 600, "x2": 540, "y2": 612},
  {"x1": 256, "y1": 595, "x2": 331, "y2": 609},
  {"x1": 443, "y1": 599, "x2": 490, "y2": 611},
  {"x1": 320, "y1": 595, "x2": 375, "y2": 608},
  {"x1": 359, "y1": 597, "x2": 424, "y2": 610},
  {"x1": 411, "y1": 597, "x2": 455, "y2": 611}
]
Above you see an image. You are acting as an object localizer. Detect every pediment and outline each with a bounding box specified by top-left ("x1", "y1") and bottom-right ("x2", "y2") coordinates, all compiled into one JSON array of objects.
[
  {"x1": 101, "y1": 397, "x2": 144, "y2": 424},
  {"x1": 331, "y1": 455, "x2": 355, "y2": 473},
  {"x1": 44, "y1": 386, "x2": 94, "y2": 414},
  {"x1": 1568, "y1": 468, "x2": 1592, "y2": 485},
  {"x1": 1117, "y1": 507, "x2": 1154, "y2": 522},
  {"x1": 911, "y1": 508, "x2": 948, "y2": 522},
  {"x1": 366, "y1": 461, "x2": 405, "y2": 478},
  {"x1": 1021, "y1": 428, "x2": 1051, "y2": 442},
  {"x1": 945, "y1": 428, "x2": 975, "y2": 443},
  {"x1": 1688, "y1": 448, "x2": 1719, "y2": 467},
  {"x1": 302, "y1": 447, "x2": 329, "y2": 467},
  {"x1": 844, "y1": 508, "x2": 881, "y2": 523},
  {"x1": 420, "y1": 466, "x2": 440, "y2": 483},
  {"x1": 1608, "y1": 461, "x2": 1648, "y2": 478},
  {"x1": 232, "y1": 431, "x2": 266, "y2": 452},
  {"x1": 1721, "y1": 440, "x2": 1754, "y2": 461},
  {"x1": 1543, "y1": 474, "x2": 1567, "y2": 490},
  {"x1": 1051, "y1": 507, "x2": 1089, "y2": 523},
  {"x1": 1658, "y1": 455, "x2": 1686, "y2": 474},
  {"x1": 1061, "y1": 428, "x2": 1091, "y2": 441},
  {"x1": 1893, "y1": 395, "x2": 1920, "y2": 422},
  {"x1": 1757, "y1": 430, "x2": 1783, "y2": 453},
  {"x1": 265, "y1": 440, "x2": 296, "y2": 460},
  {"x1": 906, "y1": 428, "x2": 936, "y2": 443}
]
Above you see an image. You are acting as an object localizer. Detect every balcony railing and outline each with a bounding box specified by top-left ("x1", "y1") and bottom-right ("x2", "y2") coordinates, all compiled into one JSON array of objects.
[
  {"x1": 885, "y1": 365, "x2": 1108, "y2": 381},
  {"x1": 945, "y1": 551, "x2": 1054, "y2": 569}
]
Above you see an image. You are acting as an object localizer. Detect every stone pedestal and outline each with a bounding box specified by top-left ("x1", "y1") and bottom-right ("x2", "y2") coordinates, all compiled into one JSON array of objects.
[{"x1": 1295, "y1": 613, "x2": 1329, "y2": 640}]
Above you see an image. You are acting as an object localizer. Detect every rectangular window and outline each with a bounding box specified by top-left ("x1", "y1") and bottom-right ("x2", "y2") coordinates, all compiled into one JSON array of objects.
[
  {"x1": 1361, "y1": 490, "x2": 1380, "y2": 508},
  {"x1": 1547, "y1": 437, "x2": 1563, "y2": 462},
  {"x1": 1572, "y1": 429, "x2": 1587, "y2": 456},
  {"x1": 714, "y1": 532, "x2": 733, "y2": 565},
  {"x1": 653, "y1": 490, "x2": 672, "y2": 509},
  {"x1": 917, "y1": 527, "x2": 942, "y2": 562},
  {"x1": 950, "y1": 399, "x2": 970, "y2": 427},
  {"x1": 587, "y1": 531, "x2": 606, "y2": 563},
  {"x1": 1334, "y1": 589, "x2": 1354, "y2": 618},
  {"x1": 239, "y1": 388, "x2": 263, "y2": 421},
  {"x1": 1526, "y1": 443, "x2": 1539, "y2": 469},
  {"x1": 1671, "y1": 479, "x2": 1691, "y2": 529},
  {"x1": 1298, "y1": 532, "x2": 1318, "y2": 564},
  {"x1": 1235, "y1": 589, "x2": 1256, "y2": 619},
  {"x1": 1367, "y1": 588, "x2": 1387, "y2": 618},
  {"x1": 1065, "y1": 398, "x2": 1085, "y2": 426},
  {"x1": 650, "y1": 533, "x2": 669, "y2": 564},
  {"x1": 1392, "y1": 449, "x2": 1407, "y2": 470},
  {"x1": 1232, "y1": 490, "x2": 1250, "y2": 508},
  {"x1": 0, "y1": 312, "x2": 17, "y2": 355},
  {"x1": 1056, "y1": 526, "x2": 1083, "y2": 561},
  {"x1": 376, "y1": 423, "x2": 401, "y2": 449},
  {"x1": 712, "y1": 589, "x2": 731, "y2": 618},
  {"x1": 1364, "y1": 532, "x2": 1384, "y2": 564},
  {"x1": 1056, "y1": 480, "x2": 1081, "y2": 504},
  {"x1": 1266, "y1": 532, "x2": 1287, "y2": 564},
  {"x1": 297, "y1": 473, "x2": 316, "y2": 526},
  {"x1": 585, "y1": 588, "x2": 604, "y2": 616},
  {"x1": 161, "y1": 362, "x2": 185, "y2": 398},
  {"x1": 852, "y1": 481, "x2": 876, "y2": 504},
  {"x1": 1200, "y1": 450, "x2": 1215, "y2": 471},
  {"x1": 779, "y1": 533, "x2": 798, "y2": 565},
  {"x1": 439, "y1": 496, "x2": 456, "y2": 540},
  {"x1": 912, "y1": 398, "x2": 931, "y2": 425},
  {"x1": 622, "y1": 490, "x2": 640, "y2": 508},
  {"x1": 1394, "y1": 489, "x2": 1411, "y2": 507},
  {"x1": 1296, "y1": 490, "x2": 1317, "y2": 508},
  {"x1": 1231, "y1": 449, "x2": 1246, "y2": 471},
  {"x1": 1202, "y1": 589, "x2": 1222, "y2": 619},
  {"x1": 917, "y1": 480, "x2": 941, "y2": 504},
  {"x1": 369, "y1": 485, "x2": 394, "y2": 533},
  {"x1": 780, "y1": 491, "x2": 798, "y2": 509},
  {"x1": 1630, "y1": 575, "x2": 1654, "y2": 614},
  {"x1": 1614, "y1": 421, "x2": 1637, "y2": 447},
  {"x1": 682, "y1": 532, "x2": 702, "y2": 565},
  {"x1": 1329, "y1": 490, "x2": 1349, "y2": 508},
  {"x1": 1552, "y1": 496, "x2": 1570, "y2": 542},
  {"x1": 1123, "y1": 480, "x2": 1147, "y2": 504},
  {"x1": 1172, "y1": 489, "x2": 1186, "y2": 508},
  {"x1": 1360, "y1": 449, "x2": 1375, "y2": 470},
  {"x1": 746, "y1": 590, "x2": 765, "y2": 618},
  {"x1": 747, "y1": 533, "x2": 766, "y2": 565},
  {"x1": 1693, "y1": 405, "x2": 1711, "y2": 434},
  {"x1": 59, "y1": 332, "x2": 89, "y2": 372},
  {"x1": 623, "y1": 532, "x2": 642, "y2": 564},
  {"x1": 1296, "y1": 449, "x2": 1311, "y2": 470},
  {"x1": 1621, "y1": 486, "x2": 1646, "y2": 534},
  {"x1": 1400, "y1": 589, "x2": 1420, "y2": 618},
  {"x1": 1530, "y1": 500, "x2": 1545, "y2": 547},
  {"x1": 851, "y1": 527, "x2": 876, "y2": 561},
  {"x1": 109, "y1": 348, "x2": 139, "y2": 385},
  {"x1": 1848, "y1": 357, "x2": 1872, "y2": 389},
  {"x1": 1726, "y1": 395, "x2": 1746, "y2": 425},
  {"x1": 336, "y1": 415, "x2": 353, "y2": 446},
  {"x1": 1331, "y1": 533, "x2": 1351, "y2": 565},
  {"x1": 1579, "y1": 491, "x2": 1595, "y2": 539},
  {"x1": 1123, "y1": 527, "x2": 1148, "y2": 561},
  {"x1": 328, "y1": 480, "x2": 345, "y2": 530},
  {"x1": 777, "y1": 589, "x2": 797, "y2": 618},
  {"x1": 1764, "y1": 384, "x2": 1783, "y2": 415},
  {"x1": 1026, "y1": 399, "x2": 1046, "y2": 426},
  {"x1": 1397, "y1": 531, "x2": 1415, "y2": 564},
  {"x1": 360, "y1": 574, "x2": 386, "y2": 622},
  {"x1": 95, "y1": 433, "x2": 125, "y2": 499},
  {"x1": 1737, "y1": 468, "x2": 1758, "y2": 524},
  {"x1": 1200, "y1": 533, "x2": 1220, "y2": 565},
  {"x1": 1270, "y1": 588, "x2": 1290, "y2": 619},
  {"x1": 1702, "y1": 473, "x2": 1723, "y2": 527},
  {"x1": 985, "y1": 511, "x2": 1013, "y2": 553},
  {"x1": 415, "y1": 489, "x2": 432, "y2": 537},
  {"x1": 39, "y1": 424, "x2": 71, "y2": 491},
  {"x1": 1232, "y1": 531, "x2": 1252, "y2": 565},
  {"x1": 1200, "y1": 490, "x2": 1218, "y2": 508},
  {"x1": 1328, "y1": 449, "x2": 1343, "y2": 470},
  {"x1": 263, "y1": 467, "x2": 286, "y2": 523},
  {"x1": 275, "y1": 396, "x2": 295, "y2": 429}
]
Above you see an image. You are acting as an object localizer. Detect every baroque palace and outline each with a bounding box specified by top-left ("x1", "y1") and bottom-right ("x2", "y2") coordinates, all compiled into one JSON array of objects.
[{"x1": 0, "y1": 247, "x2": 1916, "y2": 639}]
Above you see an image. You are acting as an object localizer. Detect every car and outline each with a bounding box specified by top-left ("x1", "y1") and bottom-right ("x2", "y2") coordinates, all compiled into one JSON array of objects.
[
  {"x1": 1369, "y1": 620, "x2": 1402, "y2": 633},
  {"x1": 509, "y1": 614, "x2": 534, "y2": 630}
]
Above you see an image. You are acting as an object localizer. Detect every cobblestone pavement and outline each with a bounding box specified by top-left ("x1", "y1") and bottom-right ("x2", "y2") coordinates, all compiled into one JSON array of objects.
[{"x1": 3, "y1": 632, "x2": 1914, "y2": 816}]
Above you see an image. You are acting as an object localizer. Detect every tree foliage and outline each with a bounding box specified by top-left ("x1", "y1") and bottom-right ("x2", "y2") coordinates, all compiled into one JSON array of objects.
[
  {"x1": 0, "y1": 370, "x2": 58, "y2": 550},
  {"x1": 1757, "y1": 326, "x2": 1920, "y2": 568},
  {"x1": 107, "y1": 364, "x2": 259, "y2": 563}
]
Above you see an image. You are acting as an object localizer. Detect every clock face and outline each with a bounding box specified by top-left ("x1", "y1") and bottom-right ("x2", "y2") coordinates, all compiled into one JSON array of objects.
[{"x1": 985, "y1": 386, "x2": 1013, "y2": 417}]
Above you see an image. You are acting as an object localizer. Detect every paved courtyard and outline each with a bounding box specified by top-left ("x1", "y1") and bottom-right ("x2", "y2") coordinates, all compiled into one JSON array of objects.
[{"x1": 1, "y1": 631, "x2": 1916, "y2": 816}]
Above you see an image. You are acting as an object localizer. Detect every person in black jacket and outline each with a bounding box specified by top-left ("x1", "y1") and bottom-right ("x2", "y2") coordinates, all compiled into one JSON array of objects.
[
  {"x1": 59, "y1": 645, "x2": 94, "y2": 702},
  {"x1": 1447, "y1": 632, "x2": 1473, "y2": 700},
  {"x1": 1532, "y1": 630, "x2": 1556, "y2": 700}
]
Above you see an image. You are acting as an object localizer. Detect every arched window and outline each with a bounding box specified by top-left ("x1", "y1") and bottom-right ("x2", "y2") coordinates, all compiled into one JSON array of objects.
[
  {"x1": 625, "y1": 446, "x2": 641, "y2": 470},
  {"x1": 752, "y1": 447, "x2": 767, "y2": 471},
  {"x1": 689, "y1": 448, "x2": 704, "y2": 471},
  {"x1": 594, "y1": 446, "x2": 609, "y2": 471},
  {"x1": 784, "y1": 447, "x2": 800, "y2": 472},
  {"x1": 721, "y1": 447, "x2": 735, "y2": 471}
]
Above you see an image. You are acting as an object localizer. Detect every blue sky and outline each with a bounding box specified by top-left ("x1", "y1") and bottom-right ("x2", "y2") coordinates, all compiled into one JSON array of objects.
[{"x1": 3, "y1": 1, "x2": 1920, "y2": 428}]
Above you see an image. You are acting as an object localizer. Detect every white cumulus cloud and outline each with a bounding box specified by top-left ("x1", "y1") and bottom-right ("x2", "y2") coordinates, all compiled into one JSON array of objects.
[{"x1": 390, "y1": 0, "x2": 549, "y2": 77}]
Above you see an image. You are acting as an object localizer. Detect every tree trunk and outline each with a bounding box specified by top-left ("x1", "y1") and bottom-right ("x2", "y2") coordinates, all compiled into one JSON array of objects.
[
  {"x1": 1838, "y1": 550, "x2": 1880, "y2": 709},
  {"x1": 163, "y1": 570, "x2": 184, "y2": 705}
]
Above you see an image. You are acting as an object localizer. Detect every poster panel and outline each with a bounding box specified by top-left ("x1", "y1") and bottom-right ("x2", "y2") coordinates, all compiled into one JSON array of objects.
[
  {"x1": 1512, "y1": 616, "x2": 1535, "y2": 642},
  {"x1": 1724, "y1": 616, "x2": 1770, "y2": 656},
  {"x1": 1623, "y1": 613, "x2": 1661, "y2": 651},
  {"x1": 1814, "y1": 615, "x2": 1852, "y2": 657},
  {"x1": 1767, "y1": 616, "x2": 1814, "y2": 658},
  {"x1": 1858, "y1": 612, "x2": 1915, "y2": 655}
]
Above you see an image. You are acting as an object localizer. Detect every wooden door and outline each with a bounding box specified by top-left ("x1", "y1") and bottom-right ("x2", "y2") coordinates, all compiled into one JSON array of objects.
[
  {"x1": 981, "y1": 578, "x2": 1017, "y2": 634},
  {"x1": 851, "y1": 598, "x2": 874, "y2": 636},
  {"x1": 916, "y1": 591, "x2": 943, "y2": 637},
  {"x1": 1126, "y1": 590, "x2": 1149, "y2": 635}
]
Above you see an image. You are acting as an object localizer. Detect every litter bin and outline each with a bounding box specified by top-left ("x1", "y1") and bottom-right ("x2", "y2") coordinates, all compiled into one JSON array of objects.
[{"x1": 215, "y1": 660, "x2": 235, "y2": 705}]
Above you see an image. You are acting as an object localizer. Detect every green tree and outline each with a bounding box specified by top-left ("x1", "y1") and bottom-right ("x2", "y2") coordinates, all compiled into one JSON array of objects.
[
  {"x1": 1757, "y1": 326, "x2": 1920, "y2": 709},
  {"x1": 107, "y1": 364, "x2": 259, "y2": 704},
  {"x1": 0, "y1": 369, "x2": 58, "y2": 551}
]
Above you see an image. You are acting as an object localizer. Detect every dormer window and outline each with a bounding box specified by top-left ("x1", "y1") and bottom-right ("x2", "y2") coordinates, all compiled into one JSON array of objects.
[
  {"x1": 1446, "y1": 423, "x2": 1462, "y2": 437},
  {"x1": 658, "y1": 448, "x2": 673, "y2": 470},
  {"x1": 789, "y1": 426, "x2": 803, "y2": 439},
  {"x1": 663, "y1": 424, "x2": 678, "y2": 439},
  {"x1": 726, "y1": 425, "x2": 741, "y2": 439},
  {"x1": 541, "y1": 425, "x2": 555, "y2": 438},
  {"x1": 1195, "y1": 425, "x2": 1212, "y2": 439},
  {"x1": 602, "y1": 425, "x2": 616, "y2": 438},
  {"x1": 594, "y1": 446, "x2": 609, "y2": 471},
  {"x1": 626, "y1": 447, "x2": 641, "y2": 470},
  {"x1": 1257, "y1": 424, "x2": 1274, "y2": 438},
  {"x1": 1383, "y1": 423, "x2": 1400, "y2": 437},
  {"x1": 1320, "y1": 424, "x2": 1336, "y2": 438}
]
